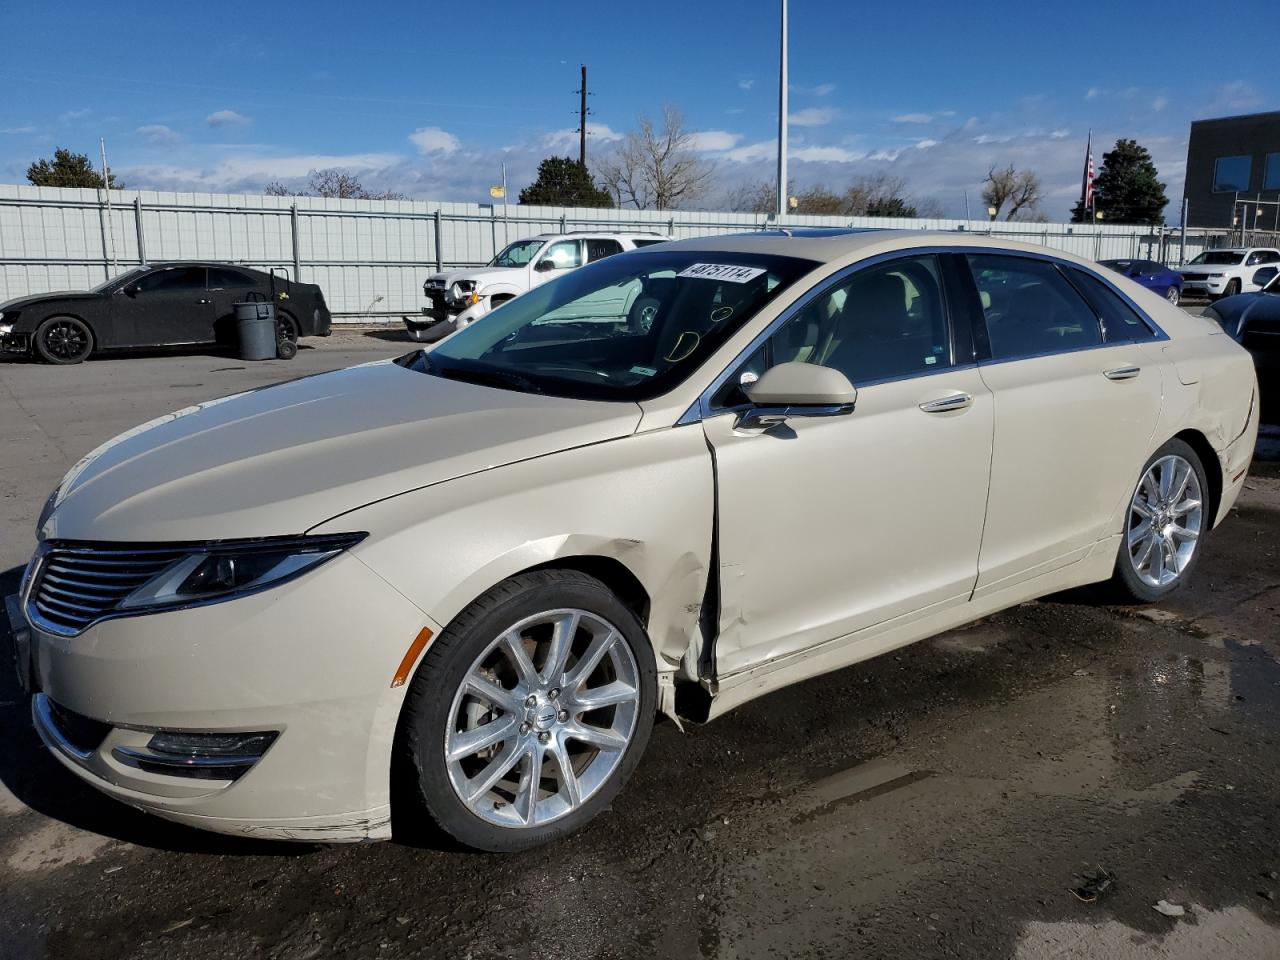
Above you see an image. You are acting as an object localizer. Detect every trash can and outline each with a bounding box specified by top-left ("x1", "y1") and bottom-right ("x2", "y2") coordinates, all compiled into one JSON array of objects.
[{"x1": 235, "y1": 300, "x2": 277, "y2": 361}]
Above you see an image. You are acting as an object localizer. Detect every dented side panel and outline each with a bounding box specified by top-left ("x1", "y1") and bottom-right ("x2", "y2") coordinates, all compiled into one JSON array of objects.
[{"x1": 317, "y1": 427, "x2": 716, "y2": 684}]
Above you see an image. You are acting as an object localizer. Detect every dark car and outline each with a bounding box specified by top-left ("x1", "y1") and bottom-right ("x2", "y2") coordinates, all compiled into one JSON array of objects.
[
  {"x1": 1204, "y1": 265, "x2": 1280, "y2": 383},
  {"x1": 1099, "y1": 258, "x2": 1184, "y2": 306},
  {"x1": 0, "y1": 262, "x2": 331, "y2": 364}
]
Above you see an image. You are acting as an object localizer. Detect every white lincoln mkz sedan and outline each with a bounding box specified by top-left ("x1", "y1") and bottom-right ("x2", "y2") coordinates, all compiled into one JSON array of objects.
[{"x1": 10, "y1": 230, "x2": 1258, "y2": 851}]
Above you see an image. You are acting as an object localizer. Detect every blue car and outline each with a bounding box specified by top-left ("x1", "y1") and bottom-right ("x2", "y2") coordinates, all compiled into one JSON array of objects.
[{"x1": 1099, "y1": 259, "x2": 1184, "y2": 306}]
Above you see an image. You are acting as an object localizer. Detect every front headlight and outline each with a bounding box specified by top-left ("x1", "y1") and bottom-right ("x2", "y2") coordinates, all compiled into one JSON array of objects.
[
  {"x1": 118, "y1": 533, "x2": 366, "y2": 612},
  {"x1": 0, "y1": 322, "x2": 13, "y2": 336}
]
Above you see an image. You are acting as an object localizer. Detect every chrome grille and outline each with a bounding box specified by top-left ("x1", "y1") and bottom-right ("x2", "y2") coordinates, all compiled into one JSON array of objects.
[{"x1": 30, "y1": 544, "x2": 186, "y2": 635}]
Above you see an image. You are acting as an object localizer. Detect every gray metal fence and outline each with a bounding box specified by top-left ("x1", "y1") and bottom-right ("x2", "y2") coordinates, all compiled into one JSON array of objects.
[{"x1": 0, "y1": 183, "x2": 1245, "y2": 320}]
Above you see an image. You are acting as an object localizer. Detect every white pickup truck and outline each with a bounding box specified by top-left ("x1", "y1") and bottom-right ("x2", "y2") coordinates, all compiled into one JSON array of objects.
[
  {"x1": 1180, "y1": 246, "x2": 1280, "y2": 300},
  {"x1": 405, "y1": 231, "x2": 669, "y2": 342}
]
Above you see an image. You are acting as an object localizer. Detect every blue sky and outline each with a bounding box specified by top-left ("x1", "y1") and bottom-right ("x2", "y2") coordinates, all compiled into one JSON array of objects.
[{"x1": 0, "y1": 0, "x2": 1275, "y2": 219}]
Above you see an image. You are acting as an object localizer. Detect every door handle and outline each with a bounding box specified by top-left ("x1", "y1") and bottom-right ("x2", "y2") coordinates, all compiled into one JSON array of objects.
[
  {"x1": 918, "y1": 393, "x2": 972, "y2": 414},
  {"x1": 1104, "y1": 365, "x2": 1140, "y2": 381},
  {"x1": 196, "y1": 298, "x2": 212, "y2": 304}
]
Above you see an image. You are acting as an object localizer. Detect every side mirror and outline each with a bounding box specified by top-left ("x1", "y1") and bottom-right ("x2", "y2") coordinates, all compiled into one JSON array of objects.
[
  {"x1": 738, "y1": 362, "x2": 857, "y2": 429},
  {"x1": 123, "y1": 283, "x2": 140, "y2": 297},
  {"x1": 534, "y1": 259, "x2": 556, "y2": 273}
]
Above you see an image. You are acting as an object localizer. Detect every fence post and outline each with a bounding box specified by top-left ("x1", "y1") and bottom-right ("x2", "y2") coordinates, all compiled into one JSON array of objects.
[
  {"x1": 133, "y1": 197, "x2": 147, "y2": 265},
  {"x1": 668, "y1": 216, "x2": 675, "y2": 237},
  {"x1": 290, "y1": 203, "x2": 302, "y2": 281},
  {"x1": 1093, "y1": 229, "x2": 1102, "y2": 261},
  {"x1": 434, "y1": 210, "x2": 443, "y2": 271},
  {"x1": 559, "y1": 213, "x2": 566, "y2": 234}
]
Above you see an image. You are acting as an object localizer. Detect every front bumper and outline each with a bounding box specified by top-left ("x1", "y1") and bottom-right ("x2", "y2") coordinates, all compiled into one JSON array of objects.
[
  {"x1": 23, "y1": 551, "x2": 442, "y2": 842},
  {"x1": 1, "y1": 331, "x2": 31, "y2": 354},
  {"x1": 1181, "y1": 277, "x2": 1227, "y2": 297},
  {"x1": 404, "y1": 314, "x2": 456, "y2": 343}
]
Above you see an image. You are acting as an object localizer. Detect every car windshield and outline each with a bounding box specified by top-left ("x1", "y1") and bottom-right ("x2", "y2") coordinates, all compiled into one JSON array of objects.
[
  {"x1": 90, "y1": 266, "x2": 148, "y2": 293},
  {"x1": 410, "y1": 250, "x2": 817, "y2": 402},
  {"x1": 1190, "y1": 251, "x2": 1244, "y2": 266},
  {"x1": 489, "y1": 239, "x2": 546, "y2": 268}
]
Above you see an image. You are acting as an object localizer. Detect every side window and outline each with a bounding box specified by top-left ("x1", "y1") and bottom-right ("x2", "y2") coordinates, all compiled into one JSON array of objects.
[
  {"x1": 135, "y1": 267, "x2": 207, "y2": 292},
  {"x1": 540, "y1": 240, "x2": 583, "y2": 270},
  {"x1": 1067, "y1": 268, "x2": 1157, "y2": 342},
  {"x1": 1246, "y1": 252, "x2": 1264, "y2": 266},
  {"x1": 207, "y1": 268, "x2": 254, "y2": 289},
  {"x1": 711, "y1": 255, "x2": 952, "y2": 408},
  {"x1": 586, "y1": 238, "x2": 623, "y2": 261},
  {"x1": 967, "y1": 255, "x2": 1102, "y2": 359}
]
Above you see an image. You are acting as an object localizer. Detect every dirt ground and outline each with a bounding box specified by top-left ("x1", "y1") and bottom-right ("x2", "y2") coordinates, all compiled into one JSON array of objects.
[{"x1": 2, "y1": 326, "x2": 1279, "y2": 959}]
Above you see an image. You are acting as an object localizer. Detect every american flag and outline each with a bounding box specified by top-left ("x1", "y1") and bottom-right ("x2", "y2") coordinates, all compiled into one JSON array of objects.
[{"x1": 1081, "y1": 131, "x2": 1095, "y2": 211}]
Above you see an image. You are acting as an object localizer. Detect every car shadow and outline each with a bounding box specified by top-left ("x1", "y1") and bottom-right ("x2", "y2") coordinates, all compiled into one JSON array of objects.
[
  {"x1": 0, "y1": 564, "x2": 314, "y2": 857},
  {"x1": 361, "y1": 327, "x2": 415, "y2": 343}
]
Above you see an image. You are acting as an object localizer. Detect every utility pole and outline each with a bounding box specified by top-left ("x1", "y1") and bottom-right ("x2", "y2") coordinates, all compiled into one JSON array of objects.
[
  {"x1": 577, "y1": 64, "x2": 588, "y2": 166},
  {"x1": 776, "y1": 0, "x2": 788, "y2": 219},
  {"x1": 99, "y1": 138, "x2": 118, "y2": 275}
]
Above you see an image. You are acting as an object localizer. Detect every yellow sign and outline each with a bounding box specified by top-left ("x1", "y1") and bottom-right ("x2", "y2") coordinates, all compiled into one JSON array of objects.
[{"x1": 489, "y1": 185, "x2": 506, "y2": 199}]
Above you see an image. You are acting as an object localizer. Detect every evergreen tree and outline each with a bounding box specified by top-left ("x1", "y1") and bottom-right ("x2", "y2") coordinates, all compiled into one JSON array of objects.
[
  {"x1": 1071, "y1": 139, "x2": 1168, "y2": 225},
  {"x1": 519, "y1": 157, "x2": 613, "y2": 207},
  {"x1": 27, "y1": 148, "x2": 122, "y2": 189}
]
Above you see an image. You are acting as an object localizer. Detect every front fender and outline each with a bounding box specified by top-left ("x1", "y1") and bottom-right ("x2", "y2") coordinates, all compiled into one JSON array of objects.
[{"x1": 311, "y1": 425, "x2": 715, "y2": 677}]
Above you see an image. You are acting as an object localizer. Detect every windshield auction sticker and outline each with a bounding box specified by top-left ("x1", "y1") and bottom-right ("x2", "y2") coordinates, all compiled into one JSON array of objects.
[{"x1": 677, "y1": 263, "x2": 767, "y2": 283}]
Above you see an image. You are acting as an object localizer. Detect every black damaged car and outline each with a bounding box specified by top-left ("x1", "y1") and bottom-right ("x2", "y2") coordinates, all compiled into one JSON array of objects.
[
  {"x1": 1204, "y1": 265, "x2": 1280, "y2": 383},
  {"x1": 0, "y1": 262, "x2": 331, "y2": 364}
]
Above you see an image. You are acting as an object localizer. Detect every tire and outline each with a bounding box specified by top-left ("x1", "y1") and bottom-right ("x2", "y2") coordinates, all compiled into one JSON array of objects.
[
  {"x1": 1224, "y1": 279, "x2": 1240, "y2": 297},
  {"x1": 1165, "y1": 285, "x2": 1180, "y2": 306},
  {"x1": 1106, "y1": 438, "x2": 1209, "y2": 603},
  {"x1": 276, "y1": 310, "x2": 298, "y2": 344},
  {"x1": 396, "y1": 569, "x2": 656, "y2": 852},
  {"x1": 33, "y1": 316, "x2": 94, "y2": 364},
  {"x1": 275, "y1": 337, "x2": 298, "y2": 360}
]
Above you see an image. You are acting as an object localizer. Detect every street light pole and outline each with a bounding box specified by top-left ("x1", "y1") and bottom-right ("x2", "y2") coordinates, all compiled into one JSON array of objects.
[{"x1": 776, "y1": 0, "x2": 788, "y2": 220}]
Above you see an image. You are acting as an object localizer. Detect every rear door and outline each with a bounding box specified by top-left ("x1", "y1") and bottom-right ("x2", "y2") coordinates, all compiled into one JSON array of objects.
[
  {"x1": 123, "y1": 266, "x2": 215, "y2": 346},
  {"x1": 964, "y1": 254, "x2": 1164, "y2": 596},
  {"x1": 206, "y1": 267, "x2": 261, "y2": 344}
]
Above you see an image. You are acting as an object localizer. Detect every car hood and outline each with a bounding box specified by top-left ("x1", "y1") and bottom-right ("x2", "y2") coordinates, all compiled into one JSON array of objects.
[
  {"x1": 428, "y1": 267, "x2": 526, "y2": 288},
  {"x1": 42, "y1": 358, "x2": 642, "y2": 543},
  {"x1": 1, "y1": 290, "x2": 100, "y2": 312},
  {"x1": 1180, "y1": 266, "x2": 1238, "y2": 275}
]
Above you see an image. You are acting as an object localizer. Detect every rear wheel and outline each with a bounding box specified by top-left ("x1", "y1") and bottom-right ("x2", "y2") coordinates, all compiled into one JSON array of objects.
[
  {"x1": 276, "y1": 310, "x2": 298, "y2": 345},
  {"x1": 397, "y1": 569, "x2": 656, "y2": 851},
  {"x1": 1165, "y1": 285, "x2": 1180, "y2": 306},
  {"x1": 1107, "y1": 439, "x2": 1208, "y2": 603},
  {"x1": 34, "y1": 316, "x2": 93, "y2": 364}
]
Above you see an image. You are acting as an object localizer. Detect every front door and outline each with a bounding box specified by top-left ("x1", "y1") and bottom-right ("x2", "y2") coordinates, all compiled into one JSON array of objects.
[
  {"x1": 703, "y1": 253, "x2": 995, "y2": 678},
  {"x1": 963, "y1": 253, "x2": 1165, "y2": 594},
  {"x1": 123, "y1": 266, "x2": 215, "y2": 346}
]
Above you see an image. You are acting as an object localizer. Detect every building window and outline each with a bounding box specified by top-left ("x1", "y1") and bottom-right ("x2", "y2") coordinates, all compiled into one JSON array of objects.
[
  {"x1": 1213, "y1": 155, "x2": 1251, "y2": 193},
  {"x1": 1265, "y1": 153, "x2": 1280, "y2": 191}
]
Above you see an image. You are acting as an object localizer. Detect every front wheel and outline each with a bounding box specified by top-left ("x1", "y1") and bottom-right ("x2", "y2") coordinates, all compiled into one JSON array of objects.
[
  {"x1": 1224, "y1": 279, "x2": 1241, "y2": 297},
  {"x1": 396, "y1": 570, "x2": 656, "y2": 851},
  {"x1": 1107, "y1": 439, "x2": 1208, "y2": 603},
  {"x1": 34, "y1": 316, "x2": 94, "y2": 364}
]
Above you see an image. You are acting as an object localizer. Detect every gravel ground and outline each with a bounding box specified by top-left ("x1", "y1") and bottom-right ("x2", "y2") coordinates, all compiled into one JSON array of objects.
[{"x1": 1, "y1": 324, "x2": 1279, "y2": 959}]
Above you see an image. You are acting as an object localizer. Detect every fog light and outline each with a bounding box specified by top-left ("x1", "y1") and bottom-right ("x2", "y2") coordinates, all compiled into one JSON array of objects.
[{"x1": 147, "y1": 730, "x2": 277, "y2": 758}]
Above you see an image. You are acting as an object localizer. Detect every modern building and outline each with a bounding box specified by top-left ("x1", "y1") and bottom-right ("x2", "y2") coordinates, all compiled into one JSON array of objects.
[{"x1": 1183, "y1": 110, "x2": 1280, "y2": 229}]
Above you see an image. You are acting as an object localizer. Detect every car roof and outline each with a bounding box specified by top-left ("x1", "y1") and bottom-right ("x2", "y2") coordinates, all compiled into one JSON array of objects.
[
  {"x1": 526, "y1": 232, "x2": 669, "y2": 241},
  {"x1": 635, "y1": 228, "x2": 1125, "y2": 267},
  {"x1": 142, "y1": 261, "x2": 265, "y2": 271}
]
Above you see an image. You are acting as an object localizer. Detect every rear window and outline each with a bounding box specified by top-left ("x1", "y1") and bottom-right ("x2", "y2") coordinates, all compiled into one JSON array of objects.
[{"x1": 1068, "y1": 268, "x2": 1158, "y2": 342}]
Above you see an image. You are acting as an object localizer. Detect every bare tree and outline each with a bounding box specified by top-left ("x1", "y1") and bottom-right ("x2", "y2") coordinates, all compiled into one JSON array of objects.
[
  {"x1": 595, "y1": 106, "x2": 715, "y2": 210},
  {"x1": 264, "y1": 168, "x2": 406, "y2": 200},
  {"x1": 726, "y1": 178, "x2": 788, "y2": 214},
  {"x1": 981, "y1": 165, "x2": 1042, "y2": 221}
]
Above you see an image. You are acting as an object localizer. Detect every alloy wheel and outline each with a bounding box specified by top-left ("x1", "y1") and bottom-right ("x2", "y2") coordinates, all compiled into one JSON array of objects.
[
  {"x1": 42, "y1": 319, "x2": 90, "y2": 361},
  {"x1": 444, "y1": 609, "x2": 641, "y2": 829},
  {"x1": 1126, "y1": 454, "x2": 1203, "y2": 588},
  {"x1": 1166, "y1": 286, "x2": 1179, "y2": 305}
]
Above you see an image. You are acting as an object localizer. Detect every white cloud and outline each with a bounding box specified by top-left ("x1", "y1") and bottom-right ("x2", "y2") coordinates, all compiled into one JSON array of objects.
[
  {"x1": 1085, "y1": 87, "x2": 1103, "y2": 100},
  {"x1": 813, "y1": 83, "x2": 836, "y2": 97},
  {"x1": 1, "y1": 125, "x2": 37, "y2": 135},
  {"x1": 1202, "y1": 80, "x2": 1262, "y2": 115},
  {"x1": 121, "y1": 152, "x2": 405, "y2": 194},
  {"x1": 688, "y1": 130, "x2": 743, "y2": 152},
  {"x1": 737, "y1": 78, "x2": 754, "y2": 91},
  {"x1": 891, "y1": 110, "x2": 956, "y2": 124},
  {"x1": 724, "y1": 139, "x2": 778, "y2": 163},
  {"x1": 541, "y1": 122, "x2": 623, "y2": 151},
  {"x1": 915, "y1": 139, "x2": 938, "y2": 150},
  {"x1": 409, "y1": 126, "x2": 460, "y2": 155},
  {"x1": 792, "y1": 145, "x2": 864, "y2": 163},
  {"x1": 137, "y1": 124, "x2": 182, "y2": 146},
  {"x1": 59, "y1": 109, "x2": 91, "y2": 123},
  {"x1": 790, "y1": 107, "x2": 837, "y2": 127},
  {"x1": 1152, "y1": 96, "x2": 1169, "y2": 112},
  {"x1": 1049, "y1": 128, "x2": 1069, "y2": 139},
  {"x1": 206, "y1": 109, "x2": 250, "y2": 127}
]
